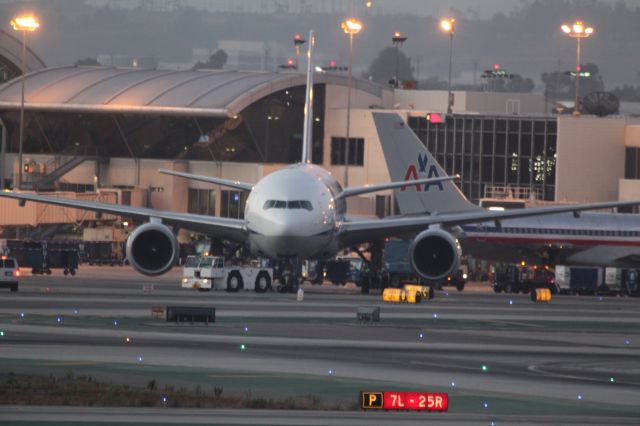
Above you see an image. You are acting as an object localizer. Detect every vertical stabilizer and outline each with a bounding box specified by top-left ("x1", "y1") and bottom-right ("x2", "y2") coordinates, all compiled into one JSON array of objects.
[
  {"x1": 301, "y1": 30, "x2": 315, "y2": 164},
  {"x1": 372, "y1": 112, "x2": 479, "y2": 215}
]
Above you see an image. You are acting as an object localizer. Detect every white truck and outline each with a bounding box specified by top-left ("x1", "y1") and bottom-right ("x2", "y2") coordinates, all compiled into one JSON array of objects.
[
  {"x1": 181, "y1": 255, "x2": 273, "y2": 293},
  {"x1": 555, "y1": 265, "x2": 638, "y2": 296}
]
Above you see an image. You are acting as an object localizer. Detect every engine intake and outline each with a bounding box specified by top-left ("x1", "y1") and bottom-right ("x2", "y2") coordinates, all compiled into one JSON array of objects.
[
  {"x1": 409, "y1": 228, "x2": 461, "y2": 281},
  {"x1": 125, "y1": 222, "x2": 179, "y2": 276}
]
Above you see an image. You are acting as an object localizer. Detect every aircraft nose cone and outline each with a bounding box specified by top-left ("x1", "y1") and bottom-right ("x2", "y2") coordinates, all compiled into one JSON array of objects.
[{"x1": 266, "y1": 211, "x2": 301, "y2": 236}]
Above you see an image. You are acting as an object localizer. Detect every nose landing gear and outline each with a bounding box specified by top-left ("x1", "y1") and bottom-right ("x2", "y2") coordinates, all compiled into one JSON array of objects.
[{"x1": 277, "y1": 258, "x2": 302, "y2": 293}]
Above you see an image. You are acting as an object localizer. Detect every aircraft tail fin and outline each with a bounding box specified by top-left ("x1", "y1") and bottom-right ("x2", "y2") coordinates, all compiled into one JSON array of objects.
[
  {"x1": 372, "y1": 112, "x2": 479, "y2": 215},
  {"x1": 301, "y1": 30, "x2": 315, "y2": 164}
]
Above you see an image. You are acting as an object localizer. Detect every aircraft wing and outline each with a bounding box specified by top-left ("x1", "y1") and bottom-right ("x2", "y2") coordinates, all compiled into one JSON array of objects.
[
  {"x1": 0, "y1": 191, "x2": 247, "y2": 243},
  {"x1": 158, "y1": 169, "x2": 253, "y2": 191},
  {"x1": 336, "y1": 176, "x2": 458, "y2": 200},
  {"x1": 338, "y1": 199, "x2": 640, "y2": 247}
]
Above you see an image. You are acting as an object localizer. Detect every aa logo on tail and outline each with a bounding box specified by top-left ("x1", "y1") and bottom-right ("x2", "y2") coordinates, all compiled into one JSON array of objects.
[{"x1": 401, "y1": 154, "x2": 444, "y2": 192}]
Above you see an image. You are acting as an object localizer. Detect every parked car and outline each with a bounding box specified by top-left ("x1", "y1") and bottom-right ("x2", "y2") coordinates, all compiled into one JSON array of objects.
[{"x1": 0, "y1": 255, "x2": 20, "y2": 292}]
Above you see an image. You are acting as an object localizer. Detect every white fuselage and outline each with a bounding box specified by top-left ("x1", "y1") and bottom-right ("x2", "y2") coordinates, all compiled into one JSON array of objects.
[
  {"x1": 460, "y1": 212, "x2": 640, "y2": 267},
  {"x1": 244, "y1": 164, "x2": 345, "y2": 260}
]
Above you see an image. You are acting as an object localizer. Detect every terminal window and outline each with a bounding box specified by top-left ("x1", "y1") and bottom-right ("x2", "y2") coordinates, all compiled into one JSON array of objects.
[
  {"x1": 331, "y1": 137, "x2": 364, "y2": 166},
  {"x1": 221, "y1": 190, "x2": 246, "y2": 219},
  {"x1": 409, "y1": 115, "x2": 557, "y2": 203},
  {"x1": 188, "y1": 189, "x2": 216, "y2": 216}
]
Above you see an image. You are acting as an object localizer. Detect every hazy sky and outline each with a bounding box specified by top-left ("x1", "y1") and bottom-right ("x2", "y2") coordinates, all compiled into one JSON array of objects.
[
  {"x1": 372, "y1": 0, "x2": 523, "y2": 18},
  {"x1": 3, "y1": 0, "x2": 639, "y2": 88}
]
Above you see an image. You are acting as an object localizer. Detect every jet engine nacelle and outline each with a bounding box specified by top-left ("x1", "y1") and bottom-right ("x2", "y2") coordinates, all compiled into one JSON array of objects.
[
  {"x1": 125, "y1": 222, "x2": 180, "y2": 276},
  {"x1": 409, "y1": 228, "x2": 461, "y2": 281}
]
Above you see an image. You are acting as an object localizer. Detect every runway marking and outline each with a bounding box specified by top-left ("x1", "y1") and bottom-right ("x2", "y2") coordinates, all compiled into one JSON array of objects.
[
  {"x1": 528, "y1": 364, "x2": 640, "y2": 386},
  {"x1": 487, "y1": 320, "x2": 546, "y2": 328},
  {"x1": 208, "y1": 374, "x2": 279, "y2": 379},
  {"x1": 41, "y1": 361, "x2": 101, "y2": 367}
]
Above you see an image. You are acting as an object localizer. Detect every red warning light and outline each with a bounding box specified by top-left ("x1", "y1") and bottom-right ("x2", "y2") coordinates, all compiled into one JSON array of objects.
[
  {"x1": 576, "y1": 65, "x2": 582, "y2": 71},
  {"x1": 294, "y1": 33, "x2": 302, "y2": 40},
  {"x1": 493, "y1": 63, "x2": 500, "y2": 70},
  {"x1": 329, "y1": 60, "x2": 337, "y2": 68},
  {"x1": 426, "y1": 113, "x2": 444, "y2": 124},
  {"x1": 287, "y1": 58, "x2": 294, "y2": 66}
]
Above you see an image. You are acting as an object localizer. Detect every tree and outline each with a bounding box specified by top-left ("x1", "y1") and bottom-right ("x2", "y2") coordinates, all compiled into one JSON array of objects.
[
  {"x1": 490, "y1": 74, "x2": 535, "y2": 93},
  {"x1": 192, "y1": 49, "x2": 228, "y2": 71},
  {"x1": 611, "y1": 84, "x2": 640, "y2": 102},
  {"x1": 418, "y1": 76, "x2": 447, "y2": 90},
  {"x1": 541, "y1": 63, "x2": 605, "y2": 100},
  {"x1": 365, "y1": 47, "x2": 414, "y2": 86},
  {"x1": 74, "y1": 57, "x2": 100, "y2": 66}
]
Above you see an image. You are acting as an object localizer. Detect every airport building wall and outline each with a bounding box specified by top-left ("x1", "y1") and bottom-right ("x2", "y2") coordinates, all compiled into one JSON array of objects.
[
  {"x1": 555, "y1": 116, "x2": 629, "y2": 203},
  {"x1": 393, "y1": 90, "x2": 547, "y2": 115},
  {"x1": 1, "y1": 67, "x2": 640, "y2": 232}
]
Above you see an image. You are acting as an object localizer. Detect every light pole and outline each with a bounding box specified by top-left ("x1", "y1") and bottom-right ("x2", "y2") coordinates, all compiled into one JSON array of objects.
[
  {"x1": 341, "y1": 18, "x2": 362, "y2": 187},
  {"x1": 10, "y1": 15, "x2": 39, "y2": 190},
  {"x1": 293, "y1": 33, "x2": 306, "y2": 71},
  {"x1": 561, "y1": 20, "x2": 594, "y2": 116},
  {"x1": 392, "y1": 31, "x2": 407, "y2": 88},
  {"x1": 440, "y1": 18, "x2": 455, "y2": 115}
]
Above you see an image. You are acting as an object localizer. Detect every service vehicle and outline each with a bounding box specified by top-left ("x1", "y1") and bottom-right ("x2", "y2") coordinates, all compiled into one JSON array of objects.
[
  {"x1": 8, "y1": 240, "x2": 78, "y2": 275},
  {"x1": 605, "y1": 267, "x2": 640, "y2": 296},
  {"x1": 492, "y1": 264, "x2": 558, "y2": 294},
  {"x1": 556, "y1": 265, "x2": 639, "y2": 296},
  {"x1": 555, "y1": 265, "x2": 603, "y2": 295},
  {"x1": 181, "y1": 255, "x2": 273, "y2": 292},
  {"x1": 306, "y1": 256, "x2": 363, "y2": 285},
  {"x1": 0, "y1": 256, "x2": 20, "y2": 292},
  {"x1": 182, "y1": 255, "x2": 201, "y2": 283},
  {"x1": 375, "y1": 239, "x2": 465, "y2": 291},
  {"x1": 435, "y1": 265, "x2": 468, "y2": 292}
]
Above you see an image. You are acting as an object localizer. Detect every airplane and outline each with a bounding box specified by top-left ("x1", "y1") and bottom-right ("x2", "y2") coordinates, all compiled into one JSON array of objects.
[
  {"x1": 2, "y1": 32, "x2": 640, "y2": 292},
  {"x1": 376, "y1": 112, "x2": 640, "y2": 269}
]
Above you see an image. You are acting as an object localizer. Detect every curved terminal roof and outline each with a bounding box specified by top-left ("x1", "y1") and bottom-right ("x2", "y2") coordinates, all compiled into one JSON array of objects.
[
  {"x1": 0, "y1": 66, "x2": 384, "y2": 117},
  {"x1": 0, "y1": 29, "x2": 46, "y2": 73}
]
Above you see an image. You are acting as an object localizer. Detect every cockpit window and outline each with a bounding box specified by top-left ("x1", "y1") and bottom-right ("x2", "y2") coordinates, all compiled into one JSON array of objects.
[
  {"x1": 263, "y1": 200, "x2": 275, "y2": 209},
  {"x1": 263, "y1": 200, "x2": 287, "y2": 209},
  {"x1": 287, "y1": 200, "x2": 313, "y2": 210},
  {"x1": 304, "y1": 201, "x2": 313, "y2": 210},
  {"x1": 263, "y1": 200, "x2": 313, "y2": 211}
]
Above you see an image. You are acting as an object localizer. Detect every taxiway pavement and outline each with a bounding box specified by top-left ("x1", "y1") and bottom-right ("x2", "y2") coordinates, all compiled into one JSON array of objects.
[{"x1": 0, "y1": 267, "x2": 639, "y2": 425}]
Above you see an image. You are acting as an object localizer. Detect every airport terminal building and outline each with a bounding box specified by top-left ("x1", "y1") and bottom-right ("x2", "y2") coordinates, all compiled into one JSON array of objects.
[{"x1": 0, "y1": 38, "x2": 640, "y2": 238}]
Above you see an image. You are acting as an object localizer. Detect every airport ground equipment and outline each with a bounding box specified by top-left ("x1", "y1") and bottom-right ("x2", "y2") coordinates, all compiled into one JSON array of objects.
[
  {"x1": 382, "y1": 287, "x2": 422, "y2": 304},
  {"x1": 306, "y1": 256, "x2": 362, "y2": 285},
  {"x1": 555, "y1": 265, "x2": 603, "y2": 295},
  {"x1": 531, "y1": 288, "x2": 552, "y2": 302},
  {"x1": 181, "y1": 255, "x2": 273, "y2": 292},
  {"x1": 364, "y1": 239, "x2": 466, "y2": 292},
  {"x1": 556, "y1": 265, "x2": 638, "y2": 296},
  {"x1": 7, "y1": 240, "x2": 78, "y2": 275},
  {"x1": 492, "y1": 264, "x2": 558, "y2": 294},
  {"x1": 357, "y1": 306, "x2": 380, "y2": 322},
  {"x1": 78, "y1": 241, "x2": 124, "y2": 266},
  {"x1": 0, "y1": 256, "x2": 19, "y2": 292},
  {"x1": 403, "y1": 284, "x2": 435, "y2": 300},
  {"x1": 166, "y1": 306, "x2": 215, "y2": 324}
]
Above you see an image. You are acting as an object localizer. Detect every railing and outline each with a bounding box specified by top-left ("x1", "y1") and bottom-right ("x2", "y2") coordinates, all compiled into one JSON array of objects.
[{"x1": 483, "y1": 185, "x2": 543, "y2": 201}]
